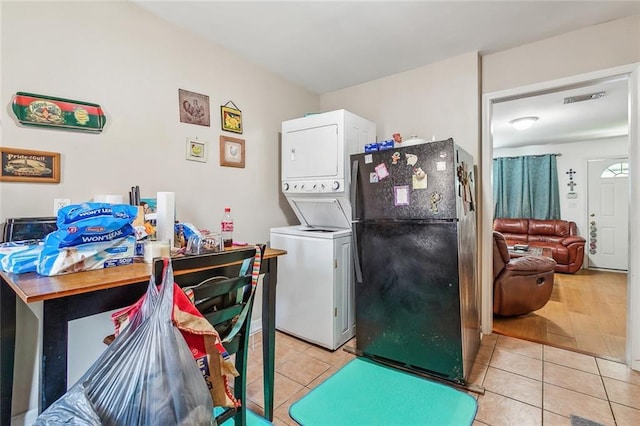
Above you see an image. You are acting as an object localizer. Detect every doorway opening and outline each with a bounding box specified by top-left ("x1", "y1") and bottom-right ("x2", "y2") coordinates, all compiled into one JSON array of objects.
[{"x1": 481, "y1": 64, "x2": 639, "y2": 367}]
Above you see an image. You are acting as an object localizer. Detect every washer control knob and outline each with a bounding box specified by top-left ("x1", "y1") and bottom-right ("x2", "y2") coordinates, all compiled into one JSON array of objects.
[
  {"x1": 301, "y1": 184, "x2": 305, "y2": 189},
  {"x1": 283, "y1": 183, "x2": 289, "y2": 191},
  {"x1": 321, "y1": 183, "x2": 326, "y2": 190},
  {"x1": 332, "y1": 181, "x2": 340, "y2": 190}
]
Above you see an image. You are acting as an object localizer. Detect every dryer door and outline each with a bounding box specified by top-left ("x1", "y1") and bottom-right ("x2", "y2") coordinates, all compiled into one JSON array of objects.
[{"x1": 283, "y1": 124, "x2": 340, "y2": 180}]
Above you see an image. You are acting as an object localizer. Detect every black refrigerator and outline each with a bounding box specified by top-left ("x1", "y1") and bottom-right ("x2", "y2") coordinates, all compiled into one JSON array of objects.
[{"x1": 350, "y1": 138, "x2": 479, "y2": 384}]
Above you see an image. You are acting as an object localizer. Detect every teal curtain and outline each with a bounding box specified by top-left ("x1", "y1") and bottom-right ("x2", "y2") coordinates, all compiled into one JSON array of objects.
[{"x1": 493, "y1": 154, "x2": 561, "y2": 219}]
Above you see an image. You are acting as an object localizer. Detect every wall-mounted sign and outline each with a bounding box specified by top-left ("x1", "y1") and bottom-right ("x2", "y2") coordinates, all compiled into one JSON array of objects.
[
  {"x1": 11, "y1": 92, "x2": 106, "y2": 133},
  {"x1": 1, "y1": 147, "x2": 61, "y2": 183}
]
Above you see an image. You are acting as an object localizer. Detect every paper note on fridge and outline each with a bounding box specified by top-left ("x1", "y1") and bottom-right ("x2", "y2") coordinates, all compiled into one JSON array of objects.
[{"x1": 394, "y1": 185, "x2": 410, "y2": 206}]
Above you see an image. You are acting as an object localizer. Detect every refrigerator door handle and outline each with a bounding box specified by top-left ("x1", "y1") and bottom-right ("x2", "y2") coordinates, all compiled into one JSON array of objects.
[
  {"x1": 350, "y1": 159, "x2": 363, "y2": 283},
  {"x1": 350, "y1": 159, "x2": 359, "y2": 221},
  {"x1": 351, "y1": 224, "x2": 363, "y2": 284}
]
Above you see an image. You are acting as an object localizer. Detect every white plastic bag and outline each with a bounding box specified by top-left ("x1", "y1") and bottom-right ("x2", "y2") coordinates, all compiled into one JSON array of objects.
[{"x1": 34, "y1": 260, "x2": 213, "y2": 425}]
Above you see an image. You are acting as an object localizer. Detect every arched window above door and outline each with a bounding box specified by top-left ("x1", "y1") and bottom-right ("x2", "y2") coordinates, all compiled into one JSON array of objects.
[{"x1": 601, "y1": 162, "x2": 629, "y2": 178}]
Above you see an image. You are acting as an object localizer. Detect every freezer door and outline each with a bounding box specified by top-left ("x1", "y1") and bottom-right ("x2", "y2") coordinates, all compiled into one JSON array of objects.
[
  {"x1": 351, "y1": 139, "x2": 458, "y2": 221},
  {"x1": 354, "y1": 221, "x2": 465, "y2": 381}
]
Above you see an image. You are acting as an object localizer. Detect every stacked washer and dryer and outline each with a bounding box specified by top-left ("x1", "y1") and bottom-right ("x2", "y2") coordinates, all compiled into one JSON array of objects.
[{"x1": 270, "y1": 110, "x2": 376, "y2": 350}]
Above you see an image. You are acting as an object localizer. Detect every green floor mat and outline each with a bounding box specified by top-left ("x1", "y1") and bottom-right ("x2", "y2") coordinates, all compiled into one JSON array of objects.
[{"x1": 289, "y1": 357, "x2": 477, "y2": 426}]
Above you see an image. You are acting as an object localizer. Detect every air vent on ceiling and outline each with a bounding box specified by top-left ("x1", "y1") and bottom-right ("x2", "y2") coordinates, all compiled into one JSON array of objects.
[{"x1": 563, "y1": 91, "x2": 605, "y2": 104}]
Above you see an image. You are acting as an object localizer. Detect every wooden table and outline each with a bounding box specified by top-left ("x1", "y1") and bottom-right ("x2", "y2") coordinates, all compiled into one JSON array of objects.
[{"x1": 0, "y1": 247, "x2": 286, "y2": 424}]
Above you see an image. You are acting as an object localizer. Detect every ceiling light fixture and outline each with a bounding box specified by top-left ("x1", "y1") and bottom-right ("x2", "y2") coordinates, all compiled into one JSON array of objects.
[{"x1": 509, "y1": 116, "x2": 539, "y2": 131}]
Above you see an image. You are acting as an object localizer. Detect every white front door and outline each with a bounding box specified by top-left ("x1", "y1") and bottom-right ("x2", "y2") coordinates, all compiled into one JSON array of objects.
[{"x1": 587, "y1": 159, "x2": 629, "y2": 271}]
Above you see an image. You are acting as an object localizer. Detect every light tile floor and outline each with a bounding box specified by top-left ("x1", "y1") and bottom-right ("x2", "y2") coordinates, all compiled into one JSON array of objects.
[{"x1": 243, "y1": 331, "x2": 640, "y2": 425}]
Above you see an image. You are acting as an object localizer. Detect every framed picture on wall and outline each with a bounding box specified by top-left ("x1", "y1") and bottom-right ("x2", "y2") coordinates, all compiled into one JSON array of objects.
[
  {"x1": 219, "y1": 135, "x2": 245, "y2": 168},
  {"x1": 185, "y1": 138, "x2": 208, "y2": 162},
  {"x1": 220, "y1": 104, "x2": 242, "y2": 134},
  {"x1": 178, "y1": 89, "x2": 210, "y2": 127},
  {"x1": 0, "y1": 147, "x2": 61, "y2": 183}
]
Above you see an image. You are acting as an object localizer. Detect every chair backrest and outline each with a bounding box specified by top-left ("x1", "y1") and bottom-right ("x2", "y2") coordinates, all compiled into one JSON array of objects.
[
  {"x1": 154, "y1": 245, "x2": 264, "y2": 426},
  {"x1": 492, "y1": 231, "x2": 510, "y2": 279}
]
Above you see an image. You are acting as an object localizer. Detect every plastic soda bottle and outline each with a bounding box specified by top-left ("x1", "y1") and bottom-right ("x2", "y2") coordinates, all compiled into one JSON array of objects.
[{"x1": 221, "y1": 207, "x2": 234, "y2": 248}]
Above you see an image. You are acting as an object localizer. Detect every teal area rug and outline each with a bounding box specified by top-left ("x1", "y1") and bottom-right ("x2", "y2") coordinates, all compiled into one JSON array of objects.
[{"x1": 289, "y1": 357, "x2": 477, "y2": 426}]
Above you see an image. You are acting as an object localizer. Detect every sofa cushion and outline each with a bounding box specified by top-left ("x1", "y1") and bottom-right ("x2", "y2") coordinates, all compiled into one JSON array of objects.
[
  {"x1": 528, "y1": 219, "x2": 572, "y2": 237},
  {"x1": 528, "y1": 235, "x2": 565, "y2": 245},
  {"x1": 494, "y1": 218, "x2": 529, "y2": 235}
]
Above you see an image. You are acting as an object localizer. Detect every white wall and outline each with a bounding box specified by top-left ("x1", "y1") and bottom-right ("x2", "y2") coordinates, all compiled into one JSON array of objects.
[
  {"x1": 493, "y1": 136, "x2": 629, "y2": 239},
  {"x1": 1, "y1": 1, "x2": 317, "y2": 234},
  {"x1": 1, "y1": 1, "x2": 318, "y2": 419},
  {"x1": 483, "y1": 15, "x2": 640, "y2": 94},
  {"x1": 321, "y1": 52, "x2": 481, "y2": 161}
]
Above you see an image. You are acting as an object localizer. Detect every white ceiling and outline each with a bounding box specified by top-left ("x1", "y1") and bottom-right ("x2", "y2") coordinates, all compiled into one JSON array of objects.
[
  {"x1": 491, "y1": 77, "x2": 630, "y2": 149},
  {"x1": 133, "y1": 1, "x2": 638, "y2": 147}
]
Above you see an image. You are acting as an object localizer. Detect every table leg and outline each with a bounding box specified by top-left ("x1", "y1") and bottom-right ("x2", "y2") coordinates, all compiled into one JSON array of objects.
[
  {"x1": 261, "y1": 257, "x2": 277, "y2": 421},
  {"x1": 40, "y1": 298, "x2": 69, "y2": 413},
  {"x1": 1, "y1": 278, "x2": 16, "y2": 425}
]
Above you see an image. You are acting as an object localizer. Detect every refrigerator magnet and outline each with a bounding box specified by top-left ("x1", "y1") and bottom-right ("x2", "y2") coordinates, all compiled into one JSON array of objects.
[
  {"x1": 406, "y1": 154, "x2": 418, "y2": 166},
  {"x1": 375, "y1": 163, "x2": 389, "y2": 180},
  {"x1": 412, "y1": 167, "x2": 427, "y2": 189},
  {"x1": 394, "y1": 185, "x2": 410, "y2": 206},
  {"x1": 369, "y1": 172, "x2": 379, "y2": 183},
  {"x1": 436, "y1": 161, "x2": 447, "y2": 171},
  {"x1": 391, "y1": 152, "x2": 401, "y2": 164},
  {"x1": 365, "y1": 153, "x2": 373, "y2": 164},
  {"x1": 429, "y1": 191, "x2": 442, "y2": 213}
]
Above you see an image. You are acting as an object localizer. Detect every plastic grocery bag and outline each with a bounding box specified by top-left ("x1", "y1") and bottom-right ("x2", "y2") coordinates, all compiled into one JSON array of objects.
[
  {"x1": 111, "y1": 272, "x2": 241, "y2": 409},
  {"x1": 34, "y1": 259, "x2": 214, "y2": 426}
]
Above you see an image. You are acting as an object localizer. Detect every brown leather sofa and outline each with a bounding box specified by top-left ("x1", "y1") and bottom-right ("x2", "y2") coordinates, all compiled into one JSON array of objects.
[
  {"x1": 493, "y1": 218, "x2": 586, "y2": 274},
  {"x1": 493, "y1": 232, "x2": 557, "y2": 316}
]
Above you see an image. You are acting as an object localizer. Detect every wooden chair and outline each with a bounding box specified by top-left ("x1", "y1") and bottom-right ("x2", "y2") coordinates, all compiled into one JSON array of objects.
[
  {"x1": 152, "y1": 245, "x2": 265, "y2": 426},
  {"x1": 101, "y1": 246, "x2": 265, "y2": 424}
]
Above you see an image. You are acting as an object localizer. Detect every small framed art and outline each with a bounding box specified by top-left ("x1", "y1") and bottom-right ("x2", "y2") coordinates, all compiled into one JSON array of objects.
[
  {"x1": 219, "y1": 135, "x2": 245, "y2": 168},
  {"x1": 186, "y1": 138, "x2": 208, "y2": 162},
  {"x1": 0, "y1": 147, "x2": 61, "y2": 183},
  {"x1": 179, "y1": 89, "x2": 210, "y2": 127},
  {"x1": 221, "y1": 104, "x2": 242, "y2": 134}
]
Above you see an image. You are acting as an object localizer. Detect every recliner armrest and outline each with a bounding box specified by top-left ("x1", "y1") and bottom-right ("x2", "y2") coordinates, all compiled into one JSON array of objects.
[
  {"x1": 562, "y1": 236, "x2": 586, "y2": 246},
  {"x1": 504, "y1": 256, "x2": 557, "y2": 273}
]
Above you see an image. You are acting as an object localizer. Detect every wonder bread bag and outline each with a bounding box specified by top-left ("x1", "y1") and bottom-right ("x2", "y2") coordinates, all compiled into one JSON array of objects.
[{"x1": 37, "y1": 203, "x2": 138, "y2": 276}]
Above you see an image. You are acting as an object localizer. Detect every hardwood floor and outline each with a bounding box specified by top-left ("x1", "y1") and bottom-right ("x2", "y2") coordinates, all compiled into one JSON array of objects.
[{"x1": 492, "y1": 269, "x2": 627, "y2": 361}]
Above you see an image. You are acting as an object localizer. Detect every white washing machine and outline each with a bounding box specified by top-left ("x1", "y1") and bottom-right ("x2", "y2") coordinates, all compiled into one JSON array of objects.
[
  {"x1": 271, "y1": 110, "x2": 375, "y2": 350},
  {"x1": 270, "y1": 226, "x2": 355, "y2": 350}
]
